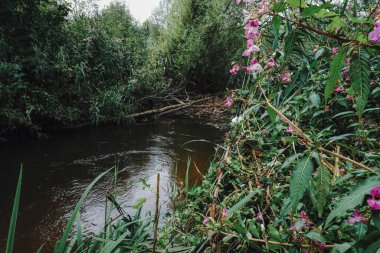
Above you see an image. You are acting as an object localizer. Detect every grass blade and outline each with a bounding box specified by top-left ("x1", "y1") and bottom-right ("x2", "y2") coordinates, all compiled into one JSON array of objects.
[
  {"x1": 5, "y1": 165, "x2": 23, "y2": 253},
  {"x1": 54, "y1": 168, "x2": 112, "y2": 253}
]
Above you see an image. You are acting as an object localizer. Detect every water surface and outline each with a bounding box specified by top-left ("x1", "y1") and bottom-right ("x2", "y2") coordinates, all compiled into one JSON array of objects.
[{"x1": 0, "y1": 119, "x2": 222, "y2": 252}]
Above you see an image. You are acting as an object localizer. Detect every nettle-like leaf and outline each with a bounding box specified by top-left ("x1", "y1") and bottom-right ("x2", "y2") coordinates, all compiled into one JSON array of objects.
[
  {"x1": 324, "y1": 175, "x2": 380, "y2": 228},
  {"x1": 290, "y1": 156, "x2": 314, "y2": 211},
  {"x1": 313, "y1": 165, "x2": 331, "y2": 217},
  {"x1": 287, "y1": 0, "x2": 307, "y2": 8},
  {"x1": 324, "y1": 51, "x2": 346, "y2": 103},
  {"x1": 351, "y1": 47, "x2": 371, "y2": 119},
  {"x1": 284, "y1": 29, "x2": 296, "y2": 61}
]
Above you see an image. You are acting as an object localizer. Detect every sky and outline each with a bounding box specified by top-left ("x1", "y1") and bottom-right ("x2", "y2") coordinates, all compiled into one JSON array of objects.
[{"x1": 97, "y1": 0, "x2": 161, "y2": 22}]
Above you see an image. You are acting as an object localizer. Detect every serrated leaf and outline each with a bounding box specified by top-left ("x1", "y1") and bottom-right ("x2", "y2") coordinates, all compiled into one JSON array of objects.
[
  {"x1": 328, "y1": 16, "x2": 346, "y2": 31},
  {"x1": 302, "y1": 6, "x2": 322, "y2": 17},
  {"x1": 290, "y1": 157, "x2": 314, "y2": 211},
  {"x1": 284, "y1": 29, "x2": 296, "y2": 61},
  {"x1": 351, "y1": 48, "x2": 371, "y2": 119},
  {"x1": 287, "y1": 0, "x2": 307, "y2": 8},
  {"x1": 306, "y1": 231, "x2": 326, "y2": 243},
  {"x1": 324, "y1": 52, "x2": 346, "y2": 103},
  {"x1": 273, "y1": 2, "x2": 286, "y2": 12},
  {"x1": 325, "y1": 176, "x2": 380, "y2": 228},
  {"x1": 313, "y1": 165, "x2": 331, "y2": 217}
]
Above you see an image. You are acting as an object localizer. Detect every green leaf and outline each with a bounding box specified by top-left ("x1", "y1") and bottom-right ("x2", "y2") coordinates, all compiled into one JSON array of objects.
[
  {"x1": 325, "y1": 176, "x2": 380, "y2": 228},
  {"x1": 268, "y1": 224, "x2": 282, "y2": 250},
  {"x1": 54, "y1": 168, "x2": 111, "y2": 253},
  {"x1": 354, "y1": 222, "x2": 368, "y2": 241},
  {"x1": 365, "y1": 238, "x2": 380, "y2": 253},
  {"x1": 302, "y1": 6, "x2": 322, "y2": 17},
  {"x1": 306, "y1": 231, "x2": 326, "y2": 243},
  {"x1": 324, "y1": 52, "x2": 346, "y2": 103},
  {"x1": 287, "y1": 0, "x2": 307, "y2": 8},
  {"x1": 313, "y1": 165, "x2": 331, "y2": 217},
  {"x1": 351, "y1": 48, "x2": 371, "y2": 119},
  {"x1": 229, "y1": 191, "x2": 257, "y2": 214},
  {"x1": 301, "y1": 3, "x2": 334, "y2": 17},
  {"x1": 310, "y1": 93, "x2": 321, "y2": 107},
  {"x1": 331, "y1": 243, "x2": 352, "y2": 253},
  {"x1": 132, "y1": 198, "x2": 147, "y2": 209},
  {"x1": 272, "y1": 16, "x2": 281, "y2": 50},
  {"x1": 290, "y1": 157, "x2": 314, "y2": 211},
  {"x1": 328, "y1": 16, "x2": 346, "y2": 31},
  {"x1": 5, "y1": 166, "x2": 23, "y2": 253},
  {"x1": 267, "y1": 105, "x2": 277, "y2": 125},
  {"x1": 372, "y1": 212, "x2": 380, "y2": 230},
  {"x1": 316, "y1": 9, "x2": 337, "y2": 18},
  {"x1": 284, "y1": 29, "x2": 297, "y2": 61},
  {"x1": 273, "y1": 2, "x2": 286, "y2": 12}
]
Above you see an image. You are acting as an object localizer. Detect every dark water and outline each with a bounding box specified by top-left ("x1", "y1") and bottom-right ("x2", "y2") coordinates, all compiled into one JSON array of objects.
[{"x1": 0, "y1": 119, "x2": 223, "y2": 252}]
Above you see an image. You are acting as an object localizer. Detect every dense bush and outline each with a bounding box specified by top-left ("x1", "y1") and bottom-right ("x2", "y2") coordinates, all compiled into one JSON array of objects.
[
  {"x1": 171, "y1": 0, "x2": 380, "y2": 252},
  {"x1": 148, "y1": 0, "x2": 245, "y2": 92},
  {"x1": 0, "y1": 0, "x2": 166, "y2": 133}
]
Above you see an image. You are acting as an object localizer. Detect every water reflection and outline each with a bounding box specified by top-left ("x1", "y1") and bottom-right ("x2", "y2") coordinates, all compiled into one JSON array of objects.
[{"x1": 0, "y1": 119, "x2": 222, "y2": 252}]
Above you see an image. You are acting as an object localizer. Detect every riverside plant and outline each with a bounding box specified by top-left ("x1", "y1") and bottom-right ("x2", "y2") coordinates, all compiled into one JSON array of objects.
[{"x1": 172, "y1": 0, "x2": 380, "y2": 252}]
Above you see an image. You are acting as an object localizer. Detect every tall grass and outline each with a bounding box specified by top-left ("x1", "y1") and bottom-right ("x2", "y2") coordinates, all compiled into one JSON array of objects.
[{"x1": 5, "y1": 165, "x2": 22, "y2": 253}]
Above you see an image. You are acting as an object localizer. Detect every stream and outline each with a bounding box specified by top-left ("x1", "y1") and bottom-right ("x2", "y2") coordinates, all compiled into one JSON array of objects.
[{"x1": 0, "y1": 119, "x2": 223, "y2": 252}]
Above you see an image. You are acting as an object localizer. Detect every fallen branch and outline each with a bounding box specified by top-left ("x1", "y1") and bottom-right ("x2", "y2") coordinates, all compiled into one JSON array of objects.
[{"x1": 126, "y1": 97, "x2": 211, "y2": 118}]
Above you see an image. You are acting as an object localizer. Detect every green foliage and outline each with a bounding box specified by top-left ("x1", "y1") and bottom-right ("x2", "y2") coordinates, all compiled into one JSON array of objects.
[
  {"x1": 325, "y1": 176, "x2": 380, "y2": 228},
  {"x1": 5, "y1": 167, "x2": 22, "y2": 253},
  {"x1": 351, "y1": 48, "x2": 371, "y2": 119},
  {"x1": 313, "y1": 165, "x2": 331, "y2": 217},
  {"x1": 290, "y1": 156, "x2": 314, "y2": 211},
  {"x1": 325, "y1": 52, "x2": 347, "y2": 103}
]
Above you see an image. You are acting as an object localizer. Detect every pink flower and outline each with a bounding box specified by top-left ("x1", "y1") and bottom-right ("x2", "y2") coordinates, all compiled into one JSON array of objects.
[
  {"x1": 346, "y1": 95, "x2": 353, "y2": 101},
  {"x1": 284, "y1": 126, "x2": 294, "y2": 134},
  {"x1": 244, "y1": 20, "x2": 260, "y2": 40},
  {"x1": 225, "y1": 97, "x2": 234, "y2": 108},
  {"x1": 229, "y1": 64, "x2": 240, "y2": 75},
  {"x1": 367, "y1": 198, "x2": 380, "y2": 210},
  {"x1": 334, "y1": 86, "x2": 343, "y2": 93},
  {"x1": 370, "y1": 80, "x2": 376, "y2": 86},
  {"x1": 348, "y1": 210, "x2": 366, "y2": 224},
  {"x1": 369, "y1": 20, "x2": 380, "y2": 43},
  {"x1": 244, "y1": 59, "x2": 263, "y2": 73},
  {"x1": 256, "y1": 212, "x2": 263, "y2": 221},
  {"x1": 313, "y1": 46, "x2": 319, "y2": 52},
  {"x1": 345, "y1": 58, "x2": 350, "y2": 66},
  {"x1": 236, "y1": 0, "x2": 241, "y2": 4},
  {"x1": 342, "y1": 69, "x2": 349, "y2": 75},
  {"x1": 281, "y1": 71, "x2": 292, "y2": 83},
  {"x1": 367, "y1": 185, "x2": 380, "y2": 210},
  {"x1": 332, "y1": 47, "x2": 337, "y2": 56},
  {"x1": 222, "y1": 208, "x2": 229, "y2": 217},
  {"x1": 266, "y1": 58, "x2": 279, "y2": 68},
  {"x1": 202, "y1": 216, "x2": 215, "y2": 225},
  {"x1": 242, "y1": 45, "x2": 260, "y2": 56},
  {"x1": 370, "y1": 186, "x2": 380, "y2": 198}
]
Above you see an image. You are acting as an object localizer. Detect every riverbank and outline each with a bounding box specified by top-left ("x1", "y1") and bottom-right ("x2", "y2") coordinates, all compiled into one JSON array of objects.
[{"x1": 0, "y1": 119, "x2": 224, "y2": 252}]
